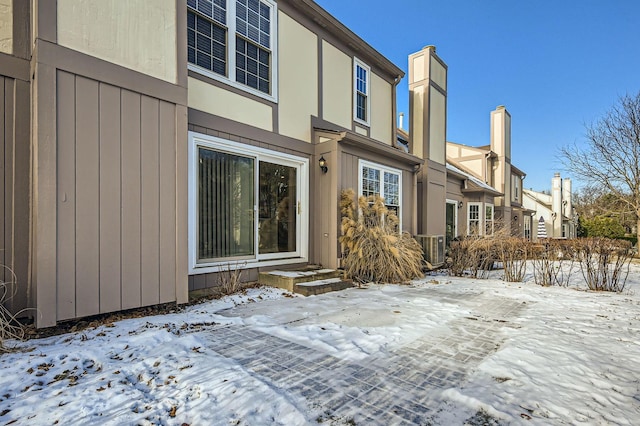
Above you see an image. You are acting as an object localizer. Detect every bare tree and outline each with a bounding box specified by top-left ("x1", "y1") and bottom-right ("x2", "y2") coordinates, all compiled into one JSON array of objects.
[{"x1": 560, "y1": 91, "x2": 640, "y2": 240}]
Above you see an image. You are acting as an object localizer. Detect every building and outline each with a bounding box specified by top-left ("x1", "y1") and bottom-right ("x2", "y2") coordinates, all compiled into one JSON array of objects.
[
  {"x1": 445, "y1": 106, "x2": 532, "y2": 240},
  {"x1": 523, "y1": 173, "x2": 576, "y2": 240},
  {"x1": 2, "y1": 0, "x2": 445, "y2": 327}
]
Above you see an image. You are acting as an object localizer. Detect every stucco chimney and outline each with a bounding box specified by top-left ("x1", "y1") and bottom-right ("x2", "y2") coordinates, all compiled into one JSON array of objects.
[
  {"x1": 408, "y1": 45, "x2": 447, "y2": 235},
  {"x1": 490, "y1": 105, "x2": 512, "y2": 209},
  {"x1": 552, "y1": 173, "x2": 563, "y2": 237}
]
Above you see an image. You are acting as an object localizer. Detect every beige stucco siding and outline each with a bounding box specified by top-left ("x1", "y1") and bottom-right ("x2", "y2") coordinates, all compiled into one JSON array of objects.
[
  {"x1": 369, "y1": 72, "x2": 392, "y2": 144},
  {"x1": 188, "y1": 77, "x2": 273, "y2": 131},
  {"x1": 0, "y1": 0, "x2": 11, "y2": 54},
  {"x1": 429, "y1": 89, "x2": 446, "y2": 163},
  {"x1": 430, "y1": 58, "x2": 446, "y2": 90},
  {"x1": 322, "y1": 40, "x2": 351, "y2": 129},
  {"x1": 57, "y1": 0, "x2": 177, "y2": 83},
  {"x1": 411, "y1": 85, "x2": 424, "y2": 158},
  {"x1": 459, "y1": 158, "x2": 483, "y2": 178},
  {"x1": 278, "y1": 11, "x2": 317, "y2": 142}
]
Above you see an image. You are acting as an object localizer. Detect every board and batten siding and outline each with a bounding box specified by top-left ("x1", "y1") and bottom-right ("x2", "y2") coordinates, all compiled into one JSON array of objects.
[
  {"x1": 0, "y1": 75, "x2": 30, "y2": 314},
  {"x1": 56, "y1": 70, "x2": 178, "y2": 321}
]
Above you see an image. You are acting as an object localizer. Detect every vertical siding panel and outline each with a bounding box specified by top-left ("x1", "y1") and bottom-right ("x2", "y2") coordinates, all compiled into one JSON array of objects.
[
  {"x1": 56, "y1": 71, "x2": 77, "y2": 320},
  {"x1": 75, "y1": 76, "x2": 100, "y2": 317},
  {"x1": 3, "y1": 79, "x2": 13, "y2": 287},
  {"x1": 159, "y1": 101, "x2": 176, "y2": 303},
  {"x1": 175, "y1": 105, "x2": 189, "y2": 304},
  {"x1": 140, "y1": 96, "x2": 160, "y2": 306},
  {"x1": 11, "y1": 79, "x2": 30, "y2": 313},
  {"x1": 120, "y1": 91, "x2": 142, "y2": 309},
  {"x1": 0, "y1": 78, "x2": 5, "y2": 277},
  {"x1": 99, "y1": 83, "x2": 122, "y2": 313}
]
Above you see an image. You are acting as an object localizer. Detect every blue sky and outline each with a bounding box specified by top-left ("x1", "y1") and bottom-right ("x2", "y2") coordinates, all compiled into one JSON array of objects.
[{"x1": 314, "y1": 0, "x2": 640, "y2": 191}]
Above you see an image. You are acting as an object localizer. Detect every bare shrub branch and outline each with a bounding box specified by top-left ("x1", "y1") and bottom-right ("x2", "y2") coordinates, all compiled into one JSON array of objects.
[
  {"x1": 560, "y1": 91, "x2": 640, "y2": 240},
  {"x1": 1, "y1": 266, "x2": 27, "y2": 353},
  {"x1": 575, "y1": 238, "x2": 632, "y2": 292}
]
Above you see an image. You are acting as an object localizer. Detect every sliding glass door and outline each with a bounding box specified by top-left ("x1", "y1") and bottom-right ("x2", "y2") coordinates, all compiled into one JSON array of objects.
[{"x1": 194, "y1": 138, "x2": 305, "y2": 267}]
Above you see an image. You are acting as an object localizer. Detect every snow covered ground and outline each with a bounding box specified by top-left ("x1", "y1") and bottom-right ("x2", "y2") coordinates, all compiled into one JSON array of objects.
[{"x1": 1, "y1": 262, "x2": 639, "y2": 425}]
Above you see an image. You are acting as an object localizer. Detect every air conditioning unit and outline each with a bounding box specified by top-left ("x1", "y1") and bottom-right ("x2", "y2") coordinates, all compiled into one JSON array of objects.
[{"x1": 414, "y1": 235, "x2": 445, "y2": 268}]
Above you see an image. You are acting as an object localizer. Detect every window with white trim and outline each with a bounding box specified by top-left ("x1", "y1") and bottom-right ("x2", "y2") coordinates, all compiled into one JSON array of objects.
[
  {"x1": 524, "y1": 215, "x2": 531, "y2": 240},
  {"x1": 468, "y1": 202, "x2": 481, "y2": 236},
  {"x1": 485, "y1": 204, "x2": 494, "y2": 235},
  {"x1": 359, "y1": 160, "x2": 401, "y2": 221},
  {"x1": 354, "y1": 58, "x2": 370, "y2": 125},
  {"x1": 187, "y1": 0, "x2": 277, "y2": 99},
  {"x1": 189, "y1": 132, "x2": 308, "y2": 272}
]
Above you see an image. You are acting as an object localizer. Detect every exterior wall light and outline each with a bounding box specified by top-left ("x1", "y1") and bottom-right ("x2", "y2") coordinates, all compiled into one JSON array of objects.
[
  {"x1": 319, "y1": 156, "x2": 328, "y2": 173},
  {"x1": 458, "y1": 201, "x2": 463, "y2": 208}
]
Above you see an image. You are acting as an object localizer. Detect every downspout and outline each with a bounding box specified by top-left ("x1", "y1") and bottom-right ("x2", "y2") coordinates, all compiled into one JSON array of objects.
[{"x1": 392, "y1": 74, "x2": 402, "y2": 146}]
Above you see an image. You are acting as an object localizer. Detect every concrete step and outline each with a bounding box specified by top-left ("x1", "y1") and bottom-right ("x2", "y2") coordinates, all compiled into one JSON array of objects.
[
  {"x1": 258, "y1": 268, "x2": 342, "y2": 292},
  {"x1": 294, "y1": 278, "x2": 354, "y2": 296}
]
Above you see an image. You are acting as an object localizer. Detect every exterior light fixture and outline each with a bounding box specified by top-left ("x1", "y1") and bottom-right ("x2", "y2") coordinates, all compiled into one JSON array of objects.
[
  {"x1": 319, "y1": 156, "x2": 328, "y2": 173},
  {"x1": 458, "y1": 201, "x2": 463, "y2": 208}
]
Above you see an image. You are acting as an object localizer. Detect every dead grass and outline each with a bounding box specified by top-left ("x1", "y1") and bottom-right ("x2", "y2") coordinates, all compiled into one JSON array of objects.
[
  {"x1": 339, "y1": 189, "x2": 424, "y2": 284},
  {"x1": 1, "y1": 266, "x2": 26, "y2": 352}
]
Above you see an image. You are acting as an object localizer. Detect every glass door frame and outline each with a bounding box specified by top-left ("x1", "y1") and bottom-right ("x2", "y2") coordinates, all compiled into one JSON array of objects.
[{"x1": 188, "y1": 132, "x2": 309, "y2": 274}]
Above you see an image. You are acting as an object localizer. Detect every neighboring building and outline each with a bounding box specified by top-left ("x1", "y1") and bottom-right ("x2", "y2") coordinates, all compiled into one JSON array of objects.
[
  {"x1": 445, "y1": 162, "x2": 502, "y2": 242},
  {"x1": 2, "y1": 0, "x2": 435, "y2": 327},
  {"x1": 446, "y1": 106, "x2": 531, "y2": 238},
  {"x1": 523, "y1": 173, "x2": 576, "y2": 240}
]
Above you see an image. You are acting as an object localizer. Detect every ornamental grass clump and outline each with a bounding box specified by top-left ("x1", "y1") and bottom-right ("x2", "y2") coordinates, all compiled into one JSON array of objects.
[{"x1": 339, "y1": 189, "x2": 424, "y2": 284}]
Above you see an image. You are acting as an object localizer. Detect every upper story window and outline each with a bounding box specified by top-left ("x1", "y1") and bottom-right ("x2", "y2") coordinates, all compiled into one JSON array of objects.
[
  {"x1": 187, "y1": 0, "x2": 277, "y2": 101},
  {"x1": 354, "y1": 58, "x2": 370, "y2": 126}
]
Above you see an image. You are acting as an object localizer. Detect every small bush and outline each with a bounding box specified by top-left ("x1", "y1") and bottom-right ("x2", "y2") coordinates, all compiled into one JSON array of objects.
[
  {"x1": 495, "y1": 237, "x2": 530, "y2": 282},
  {"x1": 1, "y1": 266, "x2": 25, "y2": 353},
  {"x1": 447, "y1": 237, "x2": 495, "y2": 279},
  {"x1": 339, "y1": 189, "x2": 424, "y2": 284},
  {"x1": 531, "y1": 240, "x2": 578, "y2": 287},
  {"x1": 575, "y1": 238, "x2": 632, "y2": 292}
]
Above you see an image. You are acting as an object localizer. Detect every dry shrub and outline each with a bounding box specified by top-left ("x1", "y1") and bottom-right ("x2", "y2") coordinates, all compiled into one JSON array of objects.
[
  {"x1": 575, "y1": 238, "x2": 632, "y2": 292},
  {"x1": 217, "y1": 262, "x2": 246, "y2": 295},
  {"x1": 339, "y1": 189, "x2": 424, "y2": 284},
  {"x1": 1, "y1": 266, "x2": 26, "y2": 353},
  {"x1": 531, "y1": 240, "x2": 578, "y2": 287},
  {"x1": 495, "y1": 237, "x2": 531, "y2": 282},
  {"x1": 447, "y1": 237, "x2": 495, "y2": 279}
]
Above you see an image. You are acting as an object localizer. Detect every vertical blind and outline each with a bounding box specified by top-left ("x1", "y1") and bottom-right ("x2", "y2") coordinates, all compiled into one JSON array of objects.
[{"x1": 198, "y1": 148, "x2": 255, "y2": 261}]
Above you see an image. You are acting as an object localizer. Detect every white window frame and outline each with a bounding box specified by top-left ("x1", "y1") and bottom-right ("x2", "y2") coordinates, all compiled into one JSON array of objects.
[
  {"x1": 358, "y1": 159, "x2": 402, "y2": 229},
  {"x1": 524, "y1": 215, "x2": 532, "y2": 240},
  {"x1": 467, "y1": 202, "x2": 482, "y2": 236},
  {"x1": 187, "y1": 0, "x2": 279, "y2": 103},
  {"x1": 188, "y1": 131, "x2": 308, "y2": 274},
  {"x1": 485, "y1": 203, "x2": 494, "y2": 235},
  {"x1": 446, "y1": 199, "x2": 459, "y2": 239},
  {"x1": 353, "y1": 57, "x2": 371, "y2": 127}
]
